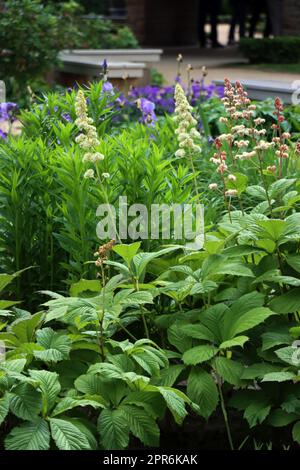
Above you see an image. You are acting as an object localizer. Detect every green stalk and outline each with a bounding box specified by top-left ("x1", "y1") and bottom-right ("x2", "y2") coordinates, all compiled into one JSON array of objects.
[{"x1": 216, "y1": 375, "x2": 234, "y2": 450}]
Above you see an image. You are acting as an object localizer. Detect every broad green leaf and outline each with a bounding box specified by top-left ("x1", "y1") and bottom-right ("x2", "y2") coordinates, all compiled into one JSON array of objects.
[
  {"x1": 133, "y1": 247, "x2": 179, "y2": 279},
  {"x1": 50, "y1": 417, "x2": 91, "y2": 450},
  {"x1": 157, "y1": 364, "x2": 185, "y2": 387},
  {"x1": 36, "y1": 328, "x2": 71, "y2": 356},
  {"x1": 225, "y1": 307, "x2": 275, "y2": 339},
  {"x1": 275, "y1": 346, "x2": 300, "y2": 366},
  {"x1": 157, "y1": 387, "x2": 187, "y2": 424},
  {"x1": 261, "y1": 328, "x2": 291, "y2": 351},
  {"x1": 292, "y1": 421, "x2": 300, "y2": 444},
  {"x1": 113, "y1": 242, "x2": 141, "y2": 266},
  {"x1": 29, "y1": 370, "x2": 61, "y2": 415},
  {"x1": 180, "y1": 323, "x2": 215, "y2": 342},
  {"x1": 269, "y1": 288, "x2": 300, "y2": 314},
  {"x1": 5, "y1": 418, "x2": 50, "y2": 450},
  {"x1": 10, "y1": 312, "x2": 44, "y2": 343},
  {"x1": 214, "y1": 357, "x2": 244, "y2": 386},
  {"x1": 244, "y1": 400, "x2": 271, "y2": 428},
  {"x1": 286, "y1": 254, "x2": 300, "y2": 274},
  {"x1": 9, "y1": 383, "x2": 43, "y2": 421},
  {"x1": 98, "y1": 408, "x2": 130, "y2": 450},
  {"x1": 241, "y1": 363, "x2": 282, "y2": 380},
  {"x1": 262, "y1": 372, "x2": 296, "y2": 382},
  {"x1": 268, "y1": 409, "x2": 298, "y2": 427},
  {"x1": 52, "y1": 396, "x2": 105, "y2": 417},
  {"x1": 183, "y1": 345, "x2": 218, "y2": 365},
  {"x1": 0, "y1": 393, "x2": 10, "y2": 425},
  {"x1": 187, "y1": 367, "x2": 218, "y2": 420},
  {"x1": 121, "y1": 404, "x2": 160, "y2": 447},
  {"x1": 70, "y1": 279, "x2": 101, "y2": 297},
  {"x1": 219, "y1": 336, "x2": 249, "y2": 349}
]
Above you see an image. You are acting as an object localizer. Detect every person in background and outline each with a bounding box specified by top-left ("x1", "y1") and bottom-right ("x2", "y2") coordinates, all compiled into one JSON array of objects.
[
  {"x1": 228, "y1": 0, "x2": 247, "y2": 45},
  {"x1": 248, "y1": 0, "x2": 271, "y2": 38},
  {"x1": 198, "y1": 0, "x2": 223, "y2": 48},
  {"x1": 266, "y1": 0, "x2": 283, "y2": 36}
]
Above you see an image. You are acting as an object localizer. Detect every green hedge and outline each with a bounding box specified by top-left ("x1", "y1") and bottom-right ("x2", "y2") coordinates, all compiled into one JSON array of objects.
[{"x1": 239, "y1": 37, "x2": 300, "y2": 64}]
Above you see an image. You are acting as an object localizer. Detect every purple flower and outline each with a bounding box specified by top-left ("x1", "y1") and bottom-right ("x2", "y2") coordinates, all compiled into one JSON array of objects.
[
  {"x1": 61, "y1": 112, "x2": 72, "y2": 123},
  {"x1": 0, "y1": 102, "x2": 18, "y2": 121},
  {"x1": 102, "y1": 81, "x2": 114, "y2": 94},
  {"x1": 137, "y1": 98, "x2": 157, "y2": 126},
  {"x1": 0, "y1": 129, "x2": 7, "y2": 140}
]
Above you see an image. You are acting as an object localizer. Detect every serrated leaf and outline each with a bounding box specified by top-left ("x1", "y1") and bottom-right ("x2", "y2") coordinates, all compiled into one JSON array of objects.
[
  {"x1": 157, "y1": 387, "x2": 187, "y2": 424},
  {"x1": 29, "y1": 370, "x2": 61, "y2": 415},
  {"x1": 50, "y1": 417, "x2": 91, "y2": 450},
  {"x1": 187, "y1": 367, "x2": 218, "y2": 419},
  {"x1": 219, "y1": 336, "x2": 249, "y2": 349},
  {"x1": 5, "y1": 418, "x2": 50, "y2": 450},
  {"x1": 214, "y1": 357, "x2": 244, "y2": 386},
  {"x1": 262, "y1": 372, "x2": 296, "y2": 382},
  {"x1": 183, "y1": 345, "x2": 218, "y2": 365},
  {"x1": 0, "y1": 393, "x2": 10, "y2": 425},
  {"x1": 52, "y1": 396, "x2": 105, "y2": 416},
  {"x1": 98, "y1": 408, "x2": 130, "y2": 450},
  {"x1": 9, "y1": 383, "x2": 43, "y2": 421},
  {"x1": 121, "y1": 404, "x2": 160, "y2": 447}
]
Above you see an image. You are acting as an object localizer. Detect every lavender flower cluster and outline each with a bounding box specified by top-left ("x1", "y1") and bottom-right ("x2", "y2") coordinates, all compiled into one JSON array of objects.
[{"x1": 0, "y1": 102, "x2": 18, "y2": 139}]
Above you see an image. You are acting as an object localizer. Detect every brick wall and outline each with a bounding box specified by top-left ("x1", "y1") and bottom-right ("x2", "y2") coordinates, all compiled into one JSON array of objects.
[
  {"x1": 126, "y1": 0, "x2": 199, "y2": 46},
  {"x1": 282, "y1": 0, "x2": 300, "y2": 35}
]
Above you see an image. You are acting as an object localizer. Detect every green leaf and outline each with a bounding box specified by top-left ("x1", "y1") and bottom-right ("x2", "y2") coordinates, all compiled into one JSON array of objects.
[
  {"x1": 121, "y1": 404, "x2": 160, "y2": 447},
  {"x1": 98, "y1": 408, "x2": 130, "y2": 450},
  {"x1": 70, "y1": 279, "x2": 101, "y2": 297},
  {"x1": 5, "y1": 418, "x2": 50, "y2": 450},
  {"x1": 34, "y1": 349, "x2": 64, "y2": 363},
  {"x1": 241, "y1": 363, "x2": 282, "y2": 380},
  {"x1": 269, "y1": 288, "x2": 300, "y2": 314},
  {"x1": 214, "y1": 357, "x2": 244, "y2": 386},
  {"x1": 286, "y1": 254, "x2": 300, "y2": 274},
  {"x1": 269, "y1": 179, "x2": 296, "y2": 199},
  {"x1": 262, "y1": 372, "x2": 296, "y2": 382},
  {"x1": 157, "y1": 387, "x2": 187, "y2": 424},
  {"x1": 49, "y1": 417, "x2": 91, "y2": 450},
  {"x1": 187, "y1": 367, "x2": 218, "y2": 420},
  {"x1": 10, "y1": 312, "x2": 44, "y2": 343},
  {"x1": 225, "y1": 307, "x2": 275, "y2": 339},
  {"x1": 44, "y1": 306, "x2": 68, "y2": 323},
  {"x1": 157, "y1": 364, "x2": 185, "y2": 387},
  {"x1": 133, "y1": 247, "x2": 179, "y2": 279},
  {"x1": 267, "y1": 409, "x2": 298, "y2": 427},
  {"x1": 292, "y1": 421, "x2": 300, "y2": 444},
  {"x1": 183, "y1": 345, "x2": 218, "y2": 365},
  {"x1": 9, "y1": 383, "x2": 43, "y2": 421},
  {"x1": 52, "y1": 396, "x2": 105, "y2": 417},
  {"x1": 219, "y1": 336, "x2": 249, "y2": 349},
  {"x1": 180, "y1": 323, "x2": 215, "y2": 342},
  {"x1": 0, "y1": 393, "x2": 10, "y2": 425},
  {"x1": 275, "y1": 346, "x2": 300, "y2": 366},
  {"x1": 113, "y1": 242, "x2": 141, "y2": 266},
  {"x1": 36, "y1": 327, "x2": 71, "y2": 359},
  {"x1": 244, "y1": 401, "x2": 271, "y2": 428},
  {"x1": 261, "y1": 328, "x2": 291, "y2": 351},
  {"x1": 29, "y1": 370, "x2": 61, "y2": 415}
]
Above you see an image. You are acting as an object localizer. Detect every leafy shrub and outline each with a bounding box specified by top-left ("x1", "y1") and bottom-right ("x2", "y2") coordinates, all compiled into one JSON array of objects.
[{"x1": 239, "y1": 37, "x2": 300, "y2": 64}]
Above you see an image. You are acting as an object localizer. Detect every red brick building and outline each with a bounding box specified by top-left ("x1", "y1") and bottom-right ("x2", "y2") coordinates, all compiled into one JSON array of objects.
[{"x1": 126, "y1": 0, "x2": 300, "y2": 46}]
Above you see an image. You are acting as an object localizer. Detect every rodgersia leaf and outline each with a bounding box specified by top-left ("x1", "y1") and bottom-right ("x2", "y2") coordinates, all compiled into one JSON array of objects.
[
  {"x1": 98, "y1": 408, "x2": 130, "y2": 450},
  {"x1": 5, "y1": 418, "x2": 50, "y2": 450},
  {"x1": 49, "y1": 417, "x2": 91, "y2": 450}
]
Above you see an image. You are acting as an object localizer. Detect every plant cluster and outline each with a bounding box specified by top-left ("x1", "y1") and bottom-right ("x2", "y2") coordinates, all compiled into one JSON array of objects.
[{"x1": 1, "y1": 77, "x2": 300, "y2": 450}]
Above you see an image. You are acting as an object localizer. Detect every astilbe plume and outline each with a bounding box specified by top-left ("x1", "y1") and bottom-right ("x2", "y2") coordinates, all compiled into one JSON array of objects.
[{"x1": 74, "y1": 89, "x2": 109, "y2": 180}]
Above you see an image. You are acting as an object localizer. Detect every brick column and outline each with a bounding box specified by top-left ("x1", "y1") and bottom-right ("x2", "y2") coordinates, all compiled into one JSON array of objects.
[
  {"x1": 126, "y1": 0, "x2": 147, "y2": 44},
  {"x1": 282, "y1": 0, "x2": 300, "y2": 36},
  {"x1": 126, "y1": 0, "x2": 198, "y2": 46}
]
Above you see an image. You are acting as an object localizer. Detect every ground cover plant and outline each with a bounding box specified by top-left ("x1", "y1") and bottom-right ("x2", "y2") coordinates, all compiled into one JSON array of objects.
[{"x1": 0, "y1": 73, "x2": 300, "y2": 450}]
